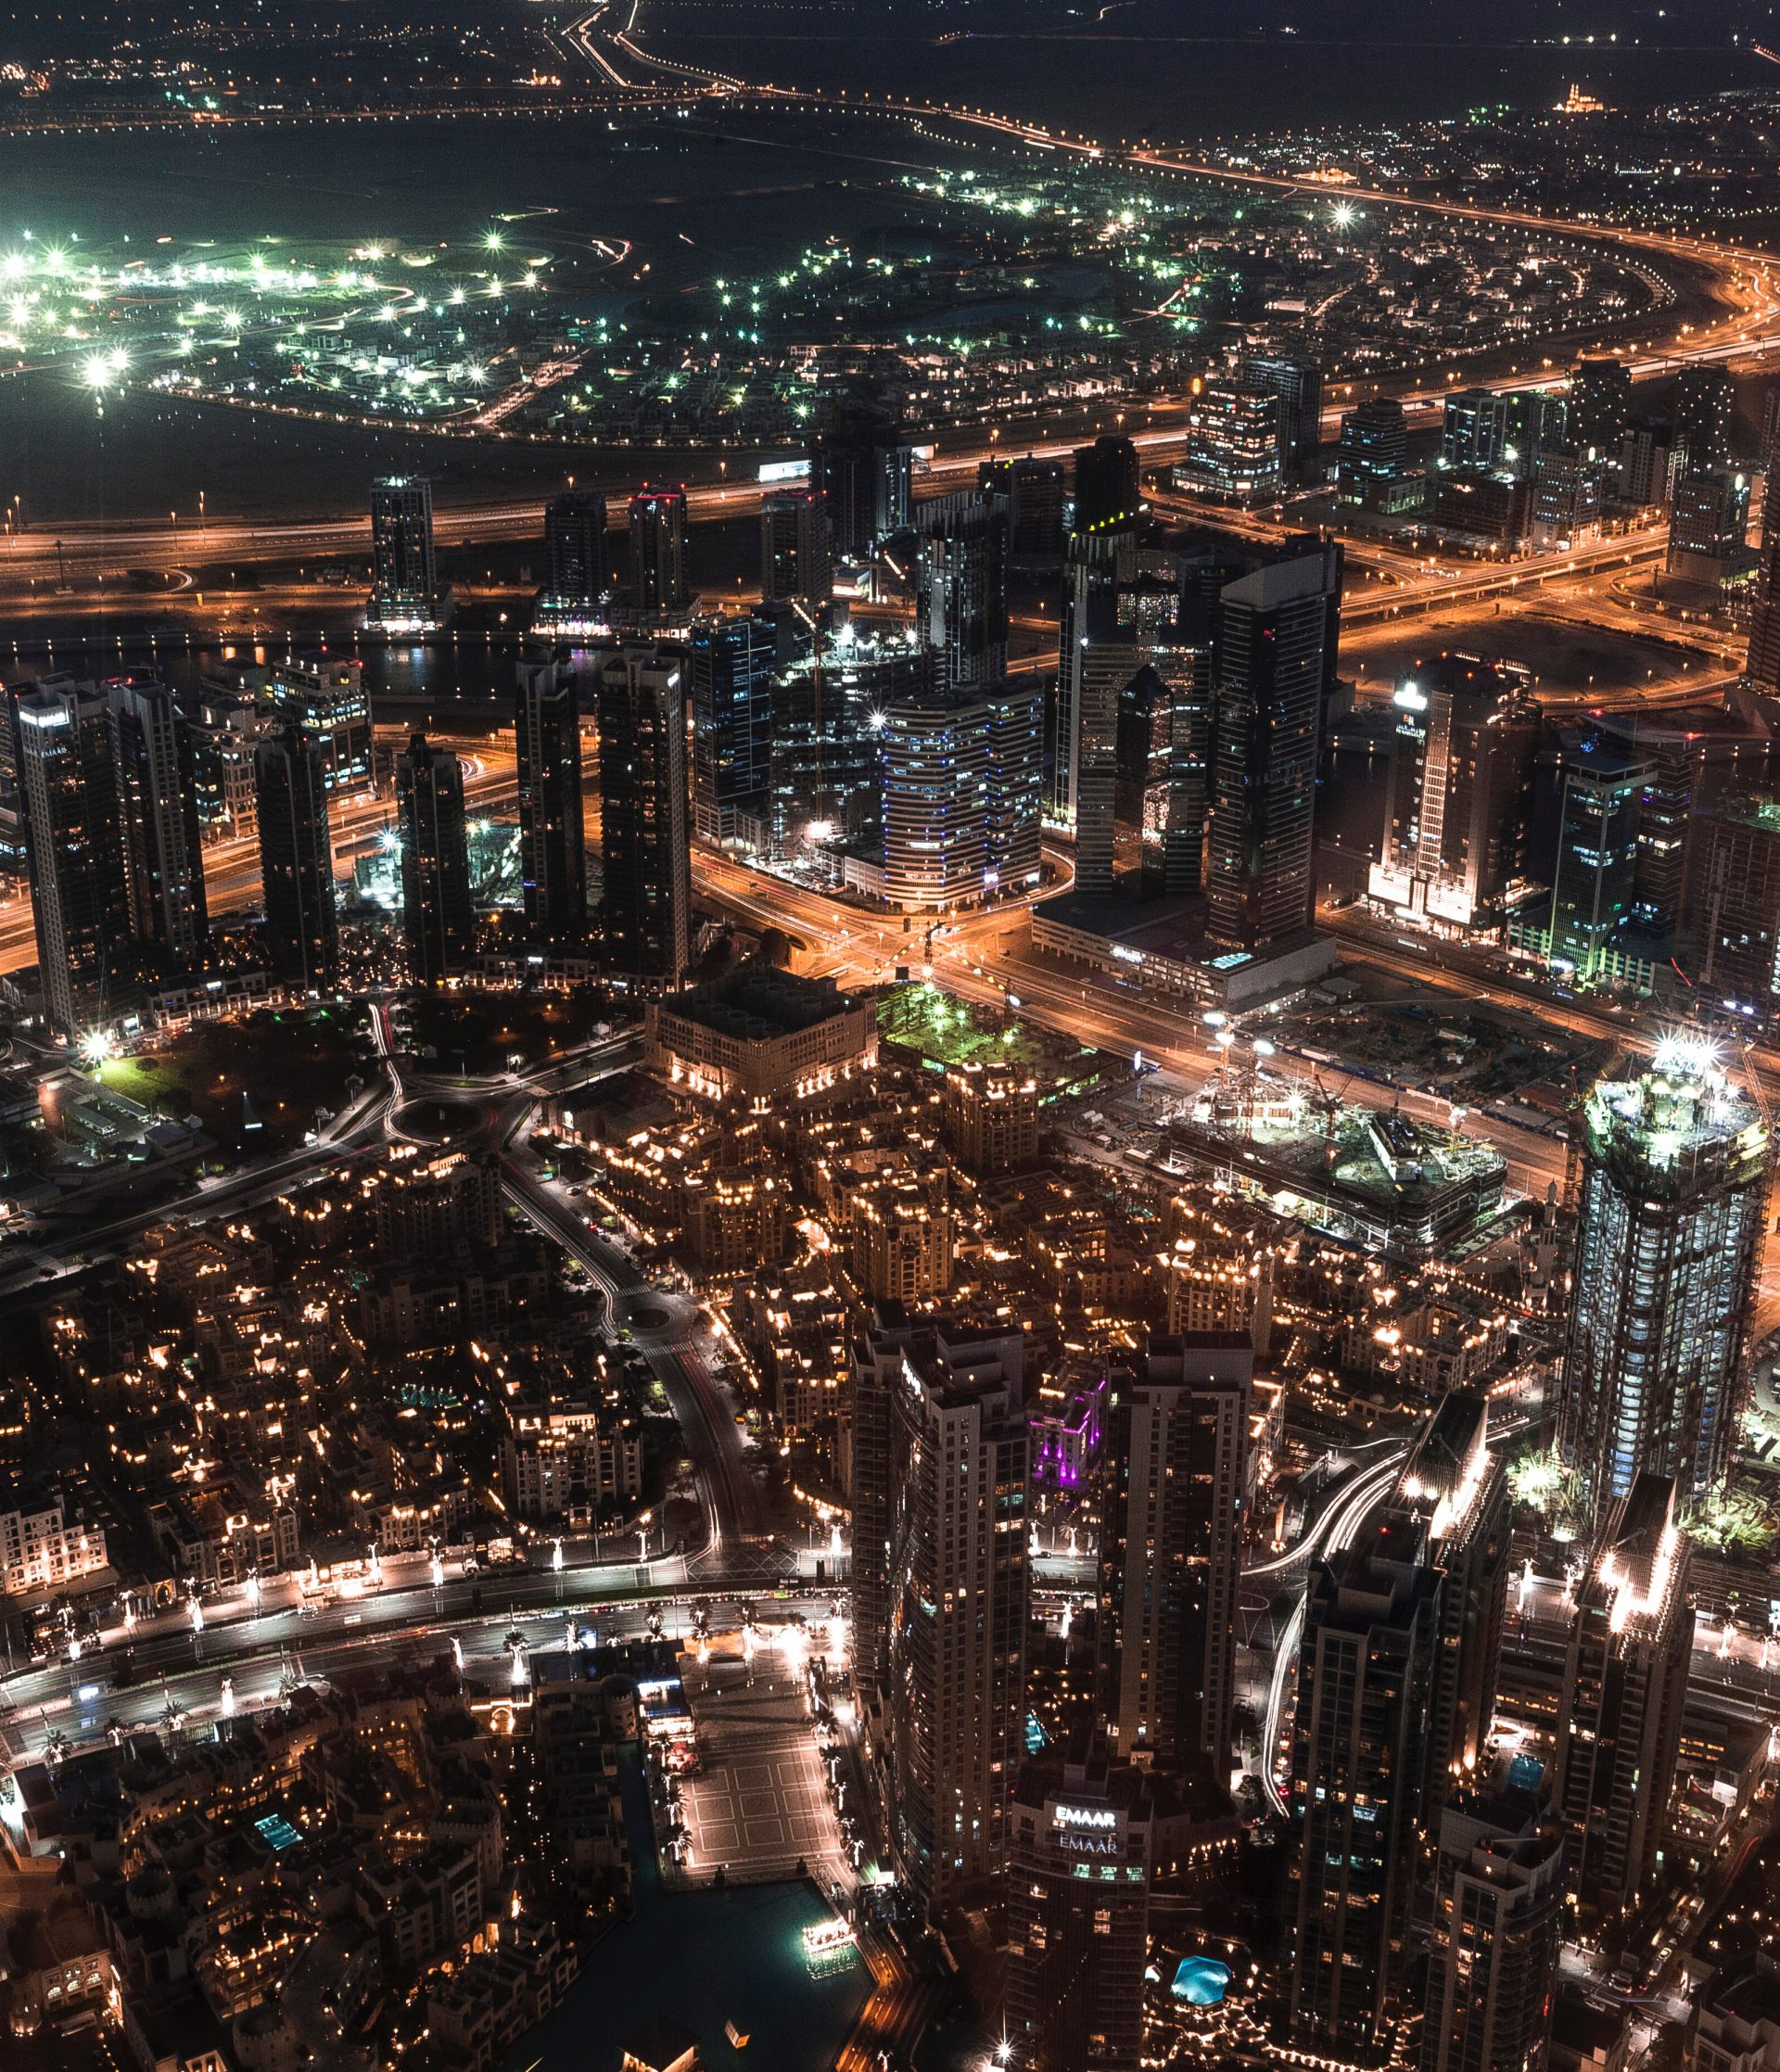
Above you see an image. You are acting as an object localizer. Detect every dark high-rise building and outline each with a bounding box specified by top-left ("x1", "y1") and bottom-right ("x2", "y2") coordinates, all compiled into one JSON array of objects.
[
  {"x1": 1391, "y1": 1392, "x2": 1512, "y2": 1867},
  {"x1": 1204, "y1": 541, "x2": 1343, "y2": 951},
  {"x1": 1289, "y1": 1508, "x2": 1439, "y2": 2062},
  {"x1": 1443, "y1": 388, "x2": 1509, "y2": 473},
  {"x1": 1055, "y1": 530, "x2": 1137, "y2": 833},
  {"x1": 1006, "y1": 1737, "x2": 1155, "y2": 2072},
  {"x1": 1529, "y1": 448, "x2": 1601, "y2": 549},
  {"x1": 1668, "y1": 468, "x2": 1751, "y2": 584},
  {"x1": 914, "y1": 489, "x2": 1009, "y2": 692},
  {"x1": 1097, "y1": 1333, "x2": 1250, "y2": 1777},
  {"x1": 1596, "y1": 701, "x2": 1773, "y2": 944},
  {"x1": 810, "y1": 408, "x2": 910, "y2": 559},
  {"x1": 107, "y1": 674, "x2": 208, "y2": 969},
  {"x1": 598, "y1": 644, "x2": 692, "y2": 985},
  {"x1": 628, "y1": 486, "x2": 689, "y2": 616},
  {"x1": 13, "y1": 679, "x2": 128, "y2": 1037},
  {"x1": 1421, "y1": 1786, "x2": 1565, "y2": 2072},
  {"x1": 1338, "y1": 399, "x2": 1409, "y2": 508},
  {"x1": 255, "y1": 723, "x2": 338, "y2": 995},
  {"x1": 1367, "y1": 652, "x2": 1540, "y2": 930},
  {"x1": 396, "y1": 733, "x2": 476, "y2": 983},
  {"x1": 1072, "y1": 435, "x2": 1142, "y2": 539},
  {"x1": 540, "y1": 490, "x2": 610, "y2": 622},
  {"x1": 982, "y1": 454, "x2": 1066, "y2": 572},
  {"x1": 1243, "y1": 354, "x2": 1326, "y2": 487},
  {"x1": 1553, "y1": 1475, "x2": 1691, "y2": 1937},
  {"x1": 1746, "y1": 401, "x2": 1780, "y2": 693},
  {"x1": 367, "y1": 476, "x2": 440, "y2": 630},
  {"x1": 1561, "y1": 1046, "x2": 1766, "y2": 1519},
  {"x1": 515, "y1": 658, "x2": 587, "y2": 947},
  {"x1": 758, "y1": 487, "x2": 833, "y2": 617},
  {"x1": 689, "y1": 608, "x2": 783, "y2": 846},
  {"x1": 1570, "y1": 355, "x2": 1632, "y2": 458},
  {"x1": 1526, "y1": 728, "x2": 1652, "y2": 983},
  {"x1": 852, "y1": 1314, "x2": 1029, "y2": 1923},
  {"x1": 1674, "y1": 364, "x2": 1736, "y2": 475},
  {"x1": 1682, "y1": 793, "x2": 1780, "y2": 1014},
  {"x1": 1503, "y1": 391, "x2": 1570, "y2": 477}
]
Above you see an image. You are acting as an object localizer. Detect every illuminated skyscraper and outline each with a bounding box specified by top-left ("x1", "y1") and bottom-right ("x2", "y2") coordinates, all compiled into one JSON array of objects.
[
  {"x1": 853, "y1": 1314, "x2": 1030, "y2": 1922},
  {"x1": 266, "y1": 658, "x2": 372, "y2": 794},
  {"x1": 1204, "y1": 541, "x2": 1342, "y2": 952},
  {"x1": 540, "y1": 490, "x2": 610, "y2": 624},
  {"x1": 1338, "y1": 399, "x2": 1409, "y2": 509},
  {"x1": 367, "y1": 476, "x2": 441, "y2": 631},
  {"x1": 1289, "y1": 1508, "x2": 1438, "y2": 2062},
  {"x1": 985, "y1": 678, "x2": 1045, "y2": 896},
  {"x1": 1055, "y1": 529, "x2": 1137, "y2": 833},
  {"x1": 12, "y1": 679, "x2": 128, "y2": 1037},
  {"x1": 628, "y1": 486, "x2": 689, "y2": 617},
  {"x1": 688, "y1": 607, "x2": 783, "y2": 847},
  {"x1": 1006, "y1": 1736, "x2": 1154, "y2": 2072},
  {"x1": 1527, "y1": 727, "x2": 1651, "y2": 984},
  {"x1": 1421, "y1": 1785, "x2": 1564, "y2": 2072},
  {"x1": 1096, "y1": 1333, "x2": 1250, "y2": 1777},
  {"x1": 1392, "y1": 1392, "x2": 1512, "y2": 1869},
  {"x1": 1682, "y1": 794, "x2": 1780, "y2": 1016},
  {"x1": 107, "y1": 673, "x2": 209, "y2": 969},
  {"x1": 1667, "y1": 468, "x2": 1751, "y2": 585},
  {"x1": 1561, "y1": 1043, "x2": 1767, "y2": 1518},
  {"x1": 1674, "y1": 364, "x2": 1736, "y2": 476},
  {"x1": 1367, "y1": 653, "x2": 1540, "y2": 931},
  {"x1": 396, "y1": 733, "x2": 476, "y2": 983},
  {"x1": 880, "y1": 686, "x2": 990, "y2": 912},
  {"x1": 1747, "y1": 399, "x2": 1780, "y2": 693},
  {"x1": 1176, "y1": 379, "x2": 1283, "y2": 504},
  {"x1": 598, "y1": 644, "x2": 692, "y2": 984},
  {"x1": 515, "y1": 657, "x2": 587, "y2": 947},
  {"x1": 1552, "y1": 1475, "x2": 1691, "y2": 1936},
  {"x1": 914, "y1": 489, "x2": 1009, "y2": 692},
  {"x1": 255, "y1": 722, "x2": 338, "y2": 995}
]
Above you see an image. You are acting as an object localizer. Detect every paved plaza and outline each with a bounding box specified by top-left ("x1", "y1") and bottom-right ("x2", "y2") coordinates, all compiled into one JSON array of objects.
[{"x1": 675, "y1": 1640, "x2": 849, "y2": 1890}]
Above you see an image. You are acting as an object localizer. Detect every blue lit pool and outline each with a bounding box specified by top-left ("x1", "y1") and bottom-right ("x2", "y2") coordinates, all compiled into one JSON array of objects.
[{"x1": 1172, "y1": 1957, "x2": 1232, "y2": 2007}]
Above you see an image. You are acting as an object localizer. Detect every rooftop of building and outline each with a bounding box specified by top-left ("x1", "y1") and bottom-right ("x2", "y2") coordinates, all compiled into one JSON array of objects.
[
  {"x1": 655, "y1": 961, "x2": 864, "y2": 1043},
  {"x1": 1698, "y1": 1954, "x2": 1780, "y2": 2034},
  {"x1": 1581, "y1": 1038, "x2": 1767, "y2": 1185}
]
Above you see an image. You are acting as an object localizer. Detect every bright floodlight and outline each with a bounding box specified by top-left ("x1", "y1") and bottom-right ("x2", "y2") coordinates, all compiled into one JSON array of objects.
[
  {"x1": 1653, "y1": 1033, "x2": 1722, "y2": 1079},
  {"x1": 81, "y1": 1028, "x2": 114, "y2": 1066},
  {"x1": 83, "y1": 353, "x2": 118, "y2": 389},
  {"x1": 1332, "y1": 203, "x2": 1357, "y2": 229},
  {"x1": 484, "y1": 229, "x2": 505, "y2": 251}
]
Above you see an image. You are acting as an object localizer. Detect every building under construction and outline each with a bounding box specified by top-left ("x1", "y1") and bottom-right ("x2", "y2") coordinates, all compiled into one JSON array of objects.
[{"x1": 1153, "y1": 1063, "x2": 1507, "y2": 1259}]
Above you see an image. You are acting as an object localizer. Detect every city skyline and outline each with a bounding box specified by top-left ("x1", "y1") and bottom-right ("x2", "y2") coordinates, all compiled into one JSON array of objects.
[{"x1": 4, "y1": 8, "x2": 1780, "y2": 2072}]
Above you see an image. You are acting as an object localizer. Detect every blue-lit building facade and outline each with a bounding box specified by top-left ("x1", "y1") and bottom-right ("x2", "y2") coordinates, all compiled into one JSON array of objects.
[{"x1": 1561, "y1": 1041, "x2": 1768, "y2": 1519}]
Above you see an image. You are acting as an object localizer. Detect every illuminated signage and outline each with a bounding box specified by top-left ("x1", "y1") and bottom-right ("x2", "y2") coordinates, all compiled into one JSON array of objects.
[{"x1": 1054, "y1": 1805, "x2": 1116, "y2": 1830}]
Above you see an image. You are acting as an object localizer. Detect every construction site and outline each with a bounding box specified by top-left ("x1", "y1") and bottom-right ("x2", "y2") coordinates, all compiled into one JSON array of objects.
[{"x1": 1146, "y1": 1056, "x2": 1511, "y2": 1260}]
